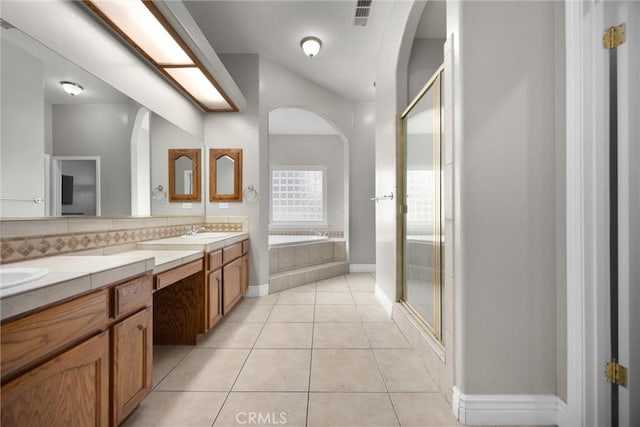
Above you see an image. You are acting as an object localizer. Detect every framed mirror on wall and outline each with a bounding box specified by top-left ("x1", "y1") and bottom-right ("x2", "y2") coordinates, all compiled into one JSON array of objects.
[
  {"x1": 209, "y1": 149, "x2": 242, "y2": 202},
  {"x1": 168, "y1": 149, "x2": 201, "y2": 202},
  {"x1": 398, "y1": 65, "x2": 444, "y2": 342}
]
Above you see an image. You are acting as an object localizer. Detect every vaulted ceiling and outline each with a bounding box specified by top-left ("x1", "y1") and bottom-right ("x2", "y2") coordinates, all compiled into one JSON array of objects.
[{"x1": 184, "y1": 0, "x2": 395, "y2": 102}]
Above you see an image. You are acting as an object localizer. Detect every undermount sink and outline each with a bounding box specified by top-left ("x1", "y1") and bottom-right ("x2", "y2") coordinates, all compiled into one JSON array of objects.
[
  {"x1": 0, "y1": 267, "x2": 49, "y2": 289},
  {"x1": 182, "y1": 232, "x2": 231, "y2": 239}
]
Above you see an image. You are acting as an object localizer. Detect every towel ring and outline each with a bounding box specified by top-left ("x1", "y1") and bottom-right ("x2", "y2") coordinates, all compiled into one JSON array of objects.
[
  {"x1": 152, "y1": 185, "x2": 167, "y2": 202},
  {"x1": 243, "y1": 185, "x2": 258, "y2": 201}
]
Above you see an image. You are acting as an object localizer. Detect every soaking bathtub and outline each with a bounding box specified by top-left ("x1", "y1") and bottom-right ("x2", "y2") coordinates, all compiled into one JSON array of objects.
[{"x1": 268, "y1": 234, "x2": 329, "y2": 248}]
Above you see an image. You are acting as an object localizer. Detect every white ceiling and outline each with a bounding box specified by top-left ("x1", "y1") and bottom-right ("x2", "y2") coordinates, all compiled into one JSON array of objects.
[
  {"x1": 184, "y1": 0, "x2": 396, "y2": 102},
  {"x1": 269, "y1": 108, "x2": 338, "y2": 135}
]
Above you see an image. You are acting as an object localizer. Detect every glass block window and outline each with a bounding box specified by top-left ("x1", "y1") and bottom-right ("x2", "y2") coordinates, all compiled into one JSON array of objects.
[
  {"x1": 271, "y1": 168, "x2": 325, "y2": 223},
  {"x1": 406, "y1": 170, "x2": 434, "y2": 234}
]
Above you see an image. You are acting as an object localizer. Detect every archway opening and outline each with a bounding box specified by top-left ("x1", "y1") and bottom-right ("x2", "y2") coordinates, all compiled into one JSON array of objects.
[{"x1": 130, "y1": 107, "x2": 150, "y2": 216}]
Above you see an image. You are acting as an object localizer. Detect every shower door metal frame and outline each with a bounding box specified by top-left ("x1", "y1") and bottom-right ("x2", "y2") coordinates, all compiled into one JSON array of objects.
[{"x1": 397, "y1": 64, "x2": 444, "y2": 342}]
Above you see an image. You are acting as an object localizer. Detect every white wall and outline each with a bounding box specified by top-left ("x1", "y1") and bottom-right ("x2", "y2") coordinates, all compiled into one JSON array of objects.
[
  {"x1": 150, "y1": 113, "x2": 205, "y2": 217},
  {"x1": 269, "y1": 134, "x2": 344, "y2": 232},
  {"x1": 52, "y1": 103, "x2": 137, "y2": 216},
  {"x1": 350, "y1": 103, "x2": 376, "y2": 265},
  {"x1": 1, "y1": 0, "x2": 204, "y2": 139},
  {"x1": 0, "y1": 40, "x2": 45, "y2": 217},
  {"x1": 374, "y1": 0, "x2": 427, "y2": 306},
  {"x1": 205, "y1": 54, "x2": 263, "y2": 283},
  {"x1": 448, "y1": 0, "x2": 565, "y2": 396},
  {"x1": 408, "y1": 38, "x2": 445, "y2": 98}
]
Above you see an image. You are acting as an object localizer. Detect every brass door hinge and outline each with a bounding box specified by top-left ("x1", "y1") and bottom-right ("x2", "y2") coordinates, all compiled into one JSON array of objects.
[
  {"x1": 605, "y1": 361, "x2": 628, "y2": 387},
  {"x1": 603, "y1": 23, "x2": 627, "y2": 49}
]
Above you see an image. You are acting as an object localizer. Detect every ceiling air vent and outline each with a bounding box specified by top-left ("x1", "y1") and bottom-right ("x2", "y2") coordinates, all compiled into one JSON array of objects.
[{"x1": 354, "y1": 0, "x2": 372, "y2": 27}]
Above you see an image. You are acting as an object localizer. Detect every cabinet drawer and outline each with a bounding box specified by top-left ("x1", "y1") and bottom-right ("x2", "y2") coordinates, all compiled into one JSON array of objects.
[
  {"x1": 114, "y1": 274, "x2": 152, "y2": 318},
  {"x1": 1, "y1": 289, "x2": 110, "y2": 380},
  {"x1": 155, "y1": 259, "x2": 203, "y2": 290},
  {"x1": 223, "y1": 242, "x2": 242, "y2": 265},
  {"x1": 209, "y1": 249, "x2": 223, "y2": 271},
  {"x1": 242, "y1": 239, "x2": 249, "y2": 255}
]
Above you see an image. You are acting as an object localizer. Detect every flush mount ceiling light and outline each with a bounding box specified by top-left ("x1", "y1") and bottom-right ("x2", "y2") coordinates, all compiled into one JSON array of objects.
[
  {"x1": 60, "y1": 81, "x2": 84, "y2": 96},
  {"x1": 83, "y1": 0, "x2": 237, "y2": 112},
  {"x1": 300, "y1": 36, "x2": 322, "y2": 57}
]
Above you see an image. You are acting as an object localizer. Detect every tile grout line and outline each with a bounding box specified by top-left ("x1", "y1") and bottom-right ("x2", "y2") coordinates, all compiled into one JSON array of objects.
[
  {"x1": 208, "y1": 298, "x2": 277, "y2": 427},
  {"x1": 305, "y1": 283, "x2": 318, "y2": 427},
  {"x1": 349, "y1": 273, "x2": 403, "y2": 427},
  {"x1": 152, "y1": 345, "x2": 195, "y2": 392}
]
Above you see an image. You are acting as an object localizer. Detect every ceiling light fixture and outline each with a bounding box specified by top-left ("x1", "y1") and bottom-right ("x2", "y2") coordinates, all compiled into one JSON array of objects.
[
  {"x1": 83, "y1": 0, "x2": 237, "y2": 112},
  {"x1": 60, "y1": 81, "x2": 84, "y2": 96},
  {"x1": 300, "y1": 36, "x2": 322, "y2": 57}
]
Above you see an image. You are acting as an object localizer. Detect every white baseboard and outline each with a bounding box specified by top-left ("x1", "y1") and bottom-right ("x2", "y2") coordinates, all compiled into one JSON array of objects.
[
  {"x1": 349, "y1": 264, "x2": 376, "y2": 273},
  {"x1": 374, "y1": 283, "x2": 394, "y2": 317},
  {"x1": 452, "y1": 386, "x2": 568, "y2": 425},
  {"x1": 244, "y1": 284, "x2": 269, "y2": 297}
]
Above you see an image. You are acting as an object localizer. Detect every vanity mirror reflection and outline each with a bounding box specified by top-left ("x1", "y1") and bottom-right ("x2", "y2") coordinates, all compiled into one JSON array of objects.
[
  {"x1": 0, "y1": 20, "x2": 205, "y2": 218},
  {"x1": 209, "y1": 149, "x2": 242, "y2": 202},
  {"x1": 168, "y1": 149, "x2": 201, "y2": 202}
]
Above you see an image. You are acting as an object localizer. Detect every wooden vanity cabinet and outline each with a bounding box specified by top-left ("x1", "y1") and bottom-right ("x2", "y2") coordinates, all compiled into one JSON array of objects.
[
  {"x1": 223, "y1": 256, "x2": 243, "y2": 314},
  {"x1": 1, "y1": 330, "x2": 110, "y2": 427},
  {"x1": 0, "y1": 272, "x2": 153, "y2": 427},
  {"x1": 208, "y1": 268, "x2": 223, "y2": 329},
  {"x1": 112, "y1": 306, "x2": 153, "y2": 425},
  {"x1": 203, "y1": 239, "x2": 249, "y2": 324},
  {"x1": 241, "y1": 240, "x2": 249, "y2": 294}
]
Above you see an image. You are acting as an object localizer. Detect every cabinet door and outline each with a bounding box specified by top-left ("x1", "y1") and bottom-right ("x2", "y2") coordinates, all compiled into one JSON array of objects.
[
  {"x1": 1, "y1": 330, "x2": 110, "y2": 427},
  {"x1": 223, "y1": 257, "x2": 243, "y2": 314},
  {"x1": 242, "y1": 253, "x2": 249, "y2": 294},
  {"x1": 112, "y1": 307, "x2": 152, "y2": 425},
  {"x1": 208, "y1": 269, "x2": 223, "y2": 329}
]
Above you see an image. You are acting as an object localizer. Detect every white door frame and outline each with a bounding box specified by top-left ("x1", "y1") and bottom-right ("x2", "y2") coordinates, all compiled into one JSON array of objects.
[
  {"x1": 565, "y1": 1, "x2": 637, "y2": 426},
  {"x1": 565, "y1": 1, "x2": 603, "y2": 425},
  {"x1": 51, "y1": 156, "x2": 101, "y2": 216}
]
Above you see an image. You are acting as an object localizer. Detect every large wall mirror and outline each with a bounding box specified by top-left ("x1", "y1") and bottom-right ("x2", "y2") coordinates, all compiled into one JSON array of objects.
[
  {"x1": 209, "y1": 149, "x2": 242, "y2": 202},
  {"x1": 0, "y1": 20, "x2": 205, "y2": 218},
  {"x1": 169, "y1": 149, "x2": 201, "y2": 202}
]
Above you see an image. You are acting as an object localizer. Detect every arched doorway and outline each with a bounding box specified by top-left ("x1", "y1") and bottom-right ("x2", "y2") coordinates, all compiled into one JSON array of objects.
[{"x1": 130, "y1": 107, "x2": 150, "y2": 216}]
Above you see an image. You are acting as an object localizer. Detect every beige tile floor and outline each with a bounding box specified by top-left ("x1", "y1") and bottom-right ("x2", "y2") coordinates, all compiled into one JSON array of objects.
[{"x1": 123, "y1": 273, "x2": 461, "y2": 427}]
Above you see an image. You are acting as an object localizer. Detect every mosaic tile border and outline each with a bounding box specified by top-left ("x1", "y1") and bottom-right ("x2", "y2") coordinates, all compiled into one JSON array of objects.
[{"x1": 1, "y1": 222, "x2": 242, "y2": 264}]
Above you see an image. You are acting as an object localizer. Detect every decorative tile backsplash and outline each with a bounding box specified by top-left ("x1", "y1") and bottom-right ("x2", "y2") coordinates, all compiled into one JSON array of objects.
[{"x1": 0, "y1": 218, "x2": 243, "y2": 264}]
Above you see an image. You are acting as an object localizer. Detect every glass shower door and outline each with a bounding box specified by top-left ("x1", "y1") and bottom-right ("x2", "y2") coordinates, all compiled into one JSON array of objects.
[{"x1": 400, "y1": 67, "x2": 443, "y2": 340}]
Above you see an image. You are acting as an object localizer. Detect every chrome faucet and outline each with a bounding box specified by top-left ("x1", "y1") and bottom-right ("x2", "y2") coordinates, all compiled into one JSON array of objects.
[{"x1": 185, "y1": 225, "x2": 203, "y2": 237}]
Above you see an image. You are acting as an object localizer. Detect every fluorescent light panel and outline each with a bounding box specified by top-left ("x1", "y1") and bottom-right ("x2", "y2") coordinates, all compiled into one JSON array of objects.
[{"x1": 85, "y1": 0, "x2": 235, "y2": 112}]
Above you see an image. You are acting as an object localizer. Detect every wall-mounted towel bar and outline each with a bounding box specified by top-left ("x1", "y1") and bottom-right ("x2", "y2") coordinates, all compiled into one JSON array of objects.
[
  {"x1": 370, "y1": 193, "x2": 394, "y2": 203},
  {"x1": 0, "y1": 196, "x2": 44, "y2": 204}
]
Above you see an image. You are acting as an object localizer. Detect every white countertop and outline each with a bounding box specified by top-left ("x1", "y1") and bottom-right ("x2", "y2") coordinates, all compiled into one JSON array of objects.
[
  {"x1": 0, "y1": 232, "x2": 247, "y2": 321},
  {"x1": 106, "y1": 249, "x2": 203, "y2": 274},
  {"x1": 137, "y1": 231, "x2": 249, "y2": 252}
]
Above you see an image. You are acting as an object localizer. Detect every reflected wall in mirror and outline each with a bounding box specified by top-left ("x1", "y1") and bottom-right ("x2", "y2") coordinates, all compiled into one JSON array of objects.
[
  {"x1": 0, "y1": 22, "x2": 143, "y2": 217},
  {"x1": 0, "y1": 20, "x2": 206, "y2": 218},
  {"x1": 169, "y1": 149, "x2": 201, "y2": 202},
  {"x1": 209, "y1": 149, "x2": 242, "y2": 202}
]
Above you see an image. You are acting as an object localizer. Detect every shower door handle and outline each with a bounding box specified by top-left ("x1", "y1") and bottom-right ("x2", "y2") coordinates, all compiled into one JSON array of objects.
[{"x1": 371, "y1": 193, "x2": 394, "y2": 203}]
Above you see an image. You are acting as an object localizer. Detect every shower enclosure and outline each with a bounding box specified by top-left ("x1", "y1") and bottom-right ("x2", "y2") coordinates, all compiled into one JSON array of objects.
[{"x1": 398, "y1": 65, "x2": 444, "y2": 341}]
